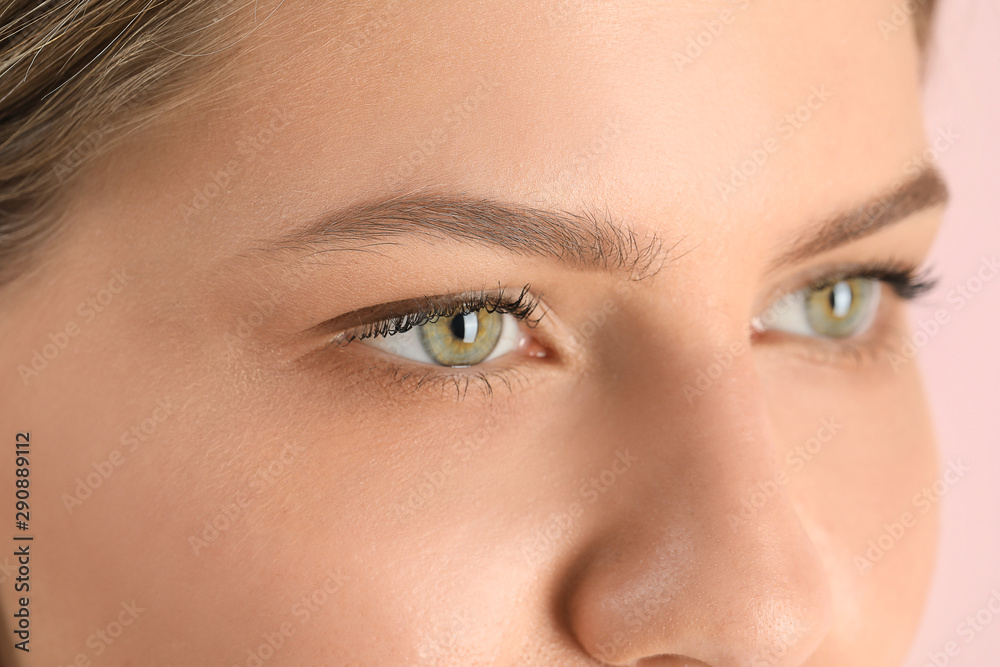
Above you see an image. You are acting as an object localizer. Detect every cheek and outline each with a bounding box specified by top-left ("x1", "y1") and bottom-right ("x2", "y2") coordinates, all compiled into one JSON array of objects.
[
  {"x1": 758, "y1": 351, "x2": 939, "y2": 655},
  {"x1": 0, "y1": 299, "x2": 377, "y2": 662},
  {"x1": 248, "y1": 377, "x2": 577, "y2": 662}
]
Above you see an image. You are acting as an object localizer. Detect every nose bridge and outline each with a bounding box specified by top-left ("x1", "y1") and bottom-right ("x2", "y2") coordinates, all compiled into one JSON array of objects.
[{"x1": 564, "y1": 346, "x2": 833, "y2": 666}]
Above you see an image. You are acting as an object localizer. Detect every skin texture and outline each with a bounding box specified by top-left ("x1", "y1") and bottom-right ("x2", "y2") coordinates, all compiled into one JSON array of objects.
[{"x1": 0, "y1": 0, "x2": 944, "y2": 665}]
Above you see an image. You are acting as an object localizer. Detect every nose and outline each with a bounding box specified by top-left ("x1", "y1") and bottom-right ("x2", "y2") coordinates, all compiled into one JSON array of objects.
[{"x1": 562, "y1": 346, "x2": 834, "y2": 666}]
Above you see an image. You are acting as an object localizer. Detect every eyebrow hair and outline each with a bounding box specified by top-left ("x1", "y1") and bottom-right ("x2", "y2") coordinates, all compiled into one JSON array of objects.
[
  {"x1": 769, "y1": 166, "x2": 949, "y2": 270},
  {"x1": 263, "y1": 167, "x2": 947, "y2": 277},
  {"x1": 265, "y1": 193, "x2": 669, "y2": 280}
]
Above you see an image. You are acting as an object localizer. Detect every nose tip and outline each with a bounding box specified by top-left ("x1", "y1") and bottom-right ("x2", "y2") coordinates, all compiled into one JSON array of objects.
[
  {"x1": 564, "y1": 495, "x2": 835, "y2": 667},
  {"x1": 565, "y1": 480, "x2": 833, "y2": 667}
]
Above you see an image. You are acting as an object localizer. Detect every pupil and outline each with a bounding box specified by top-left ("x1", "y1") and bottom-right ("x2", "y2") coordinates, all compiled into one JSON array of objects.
[
  {"x1": 450, "y1": 312, "x2": 479, "y2": 344},
  {"x1": 450, "y1": 315, "x2": 464, "y2": 339},
  {"x1": 830, "y1": 282, "x2": 852, "y2": 318}
]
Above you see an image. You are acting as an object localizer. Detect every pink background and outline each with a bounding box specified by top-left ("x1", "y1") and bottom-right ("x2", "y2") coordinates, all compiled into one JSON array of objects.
[{"x1": 907, "y1": 0, "x2": 1000, "y2": 664}]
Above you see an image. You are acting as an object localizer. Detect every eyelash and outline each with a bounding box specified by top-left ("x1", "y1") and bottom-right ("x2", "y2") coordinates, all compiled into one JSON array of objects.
[
  {"x1": 755, "y1": 260, "x2": 939, "y2": 366},
  {"x1": 333, "y1": 284, "x2": 544, "y2": 345},
  {"x1": 807, "y1": 261, "x2": 937, "y2": 300},
  {"x1": 324, "y1": 286, "x2": 543, "y2": 400},
  {"x1": 328, "y1": 261, "x2": 938, "y2": 397}
]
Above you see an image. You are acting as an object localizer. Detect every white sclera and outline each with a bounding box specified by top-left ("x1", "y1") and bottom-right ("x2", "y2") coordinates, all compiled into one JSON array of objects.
[
  {"x1": 756, "y1": 279, "x2": 882, "y2": 339},
  {"x1": 363, "y1": 312, "x2": 524, "y2": 367}
]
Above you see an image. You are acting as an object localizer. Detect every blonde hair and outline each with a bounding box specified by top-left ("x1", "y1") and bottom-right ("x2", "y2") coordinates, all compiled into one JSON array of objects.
[
  {"x1": 0, "y1": 0, "x2": 251, "y2": 285},
  {"x1": 0, "y1": 1, "x2": 939, "y2": 287}
]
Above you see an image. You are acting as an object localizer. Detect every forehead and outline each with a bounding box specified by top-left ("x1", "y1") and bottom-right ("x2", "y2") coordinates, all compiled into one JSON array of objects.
[{"x1": 90, "y1": 0, "x2": 928, "y2": 265}]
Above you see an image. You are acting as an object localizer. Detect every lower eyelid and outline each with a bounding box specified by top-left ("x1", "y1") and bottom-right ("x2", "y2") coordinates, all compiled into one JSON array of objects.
[
  {"x1": 752, "y1": 296, "x2": 908, "y2": 370},
  {"x1": 351, "y1": 350, "x2": 535, "y2": 401}
]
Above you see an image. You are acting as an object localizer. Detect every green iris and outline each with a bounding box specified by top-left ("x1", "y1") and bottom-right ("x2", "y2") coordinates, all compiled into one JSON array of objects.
[
  {"x1": 420, "y1": 309, "x2": 504, "y2": 366},
  {"x1": 806, "y1": 277, "x2": 876, "y2": 338}
]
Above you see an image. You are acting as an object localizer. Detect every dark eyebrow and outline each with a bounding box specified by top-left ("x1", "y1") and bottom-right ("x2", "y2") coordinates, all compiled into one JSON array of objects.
[
  {"x1": 769, "y1": 167, "x2": 949, "y2": 270},
  {"x1": 260, "y1": 192, "x2": 669, "y2": 280}
]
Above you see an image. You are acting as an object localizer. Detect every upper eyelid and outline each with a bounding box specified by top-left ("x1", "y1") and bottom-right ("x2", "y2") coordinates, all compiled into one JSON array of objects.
[
  {"x1": 758, "y1": 260, "x2": 926, "y2": 310},
  {"x1": 318, "y1": 293, "x2": 475, "y2": 336},
  {"x1": 321, "y1": 286, "x2": 543, "y2": 342},
  {"x1": 313, "y1": 262, "x2": 929, "y2": 349}
]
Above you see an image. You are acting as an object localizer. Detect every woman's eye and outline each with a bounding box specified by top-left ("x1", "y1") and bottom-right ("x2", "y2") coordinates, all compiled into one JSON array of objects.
[
  {"x1": 361, "y1": 309, "x2": 525, "y2": 367},
  {"x1": 757, "y1": 277, "x2": 882, "y2": 339}
]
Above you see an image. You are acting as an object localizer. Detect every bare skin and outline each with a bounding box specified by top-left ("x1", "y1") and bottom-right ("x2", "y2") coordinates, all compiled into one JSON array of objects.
[{"x1": 0, "y1": 1, "x2": 944, "y2": 665}]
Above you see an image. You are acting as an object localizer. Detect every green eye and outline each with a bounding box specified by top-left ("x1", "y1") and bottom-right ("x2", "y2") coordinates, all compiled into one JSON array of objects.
[
  {"x1": 355, "y1": 287, "x2": 541, "y2": 369},
  {"x1": 362, "y1": 307, "x2": 522, "y2": 367},
  {"x1": 420, "y1": 310, "x2": 504, "y2": 366},
  {"x1": 757, "y1": 277, "x2": 882, "y2": 339},
  {"x1": 805, "y1": 278, "x2": 877, "y2": 338}
]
